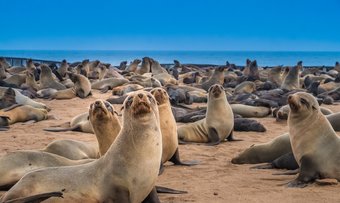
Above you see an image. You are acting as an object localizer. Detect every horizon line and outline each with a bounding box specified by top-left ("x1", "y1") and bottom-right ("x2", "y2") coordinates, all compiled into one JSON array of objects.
[{"x1": 1, "y1": 49, "x2": 340, "y2": 52}]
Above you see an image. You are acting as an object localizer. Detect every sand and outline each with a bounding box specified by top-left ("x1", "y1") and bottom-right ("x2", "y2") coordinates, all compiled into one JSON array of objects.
[{"x1": 0, "y1": 90, "x2": 339, "y2": 202}]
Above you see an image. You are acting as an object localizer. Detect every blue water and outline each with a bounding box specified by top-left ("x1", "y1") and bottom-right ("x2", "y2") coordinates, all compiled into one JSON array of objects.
[{"x1": 0, "y1": 50, "x2": 339, "y2": 66}]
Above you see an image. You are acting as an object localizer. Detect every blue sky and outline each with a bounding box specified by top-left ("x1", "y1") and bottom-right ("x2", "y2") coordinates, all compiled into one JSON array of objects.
[{"x1": 1, "y1": 0, "x2": 340, "y2": 51}]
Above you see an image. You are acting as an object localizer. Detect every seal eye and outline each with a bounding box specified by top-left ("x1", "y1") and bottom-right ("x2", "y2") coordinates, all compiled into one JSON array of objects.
[
  {"x1": 300, "y1": 98, "x2": 309, "y2": 108},
  {"x1": 147, "y1": 95, "x2": 155, "y2": 103},
  {"x1": 125, "y1": 96, "x2": 133, "y2": 108}
]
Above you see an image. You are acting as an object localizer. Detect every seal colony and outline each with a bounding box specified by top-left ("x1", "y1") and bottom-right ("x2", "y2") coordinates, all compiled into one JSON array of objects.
[{"x1": 1, "y1": 57, "x2": 340, "y2": 202}]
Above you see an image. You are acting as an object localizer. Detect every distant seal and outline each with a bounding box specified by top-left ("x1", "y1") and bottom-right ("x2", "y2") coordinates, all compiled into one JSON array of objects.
[
  {"x1": 234, "y1": 81, "x2": 256, "y2": 94},
  {"x1": 234, "y1": 118, "x2": 266, "y2": 132},
  {"x1": 1, "y1": 91, "x2": 163, "y2": 203},
  {"x1": 51, "y1": 72, "x2": 91, "y2": 99},
  {"x1": 89, "y1": 99, "x2": 121, "y2": 156},
  {"x1": 268, "y1": 66, "x2": 283, "y2": 86},
  {"x1": 0, "y1": 105, "x2": 48, "y2": 127},
  {"x1": 39, "y1": 64, "x2": 66, "y2": 90},
  {"x1": 125, "y1": 59, "x2": 141, "y2": 72},
  {"x1": 137, "y1": 57, "x2": 151, "y2": 75},
  {"x1": 44, "y1": 112, "x2": 93, "y2": 133},
  {"x1": 0, "y1": 87, "x2": 48, "y2": 110},
  {"x1": 151, "y1": 88, "x2": 197, "y2": 166},
  {"x1": 178, "y1": 84, "x2": 235, "y2": 145},
  {"x1": 281, "y1": 61, "x2": 301, "y2": 90},
  {"x1": 91, "y1": 78, "x2": 129, "y2": 92},
  {"x1": 201, "y1": 66, "x2": 225, "y2": 91},
  {"x1": 150, "y1": 59, "x2": 167, "y2": 74},
  {"x1": 0, "y1": 88, "x2": 17, "y2": 110},
  {"x1": 230, "y1": 104, "x2": 271, "y2": 118},
  {"x1": 57, "y1": 59, "x2": 69, "y2": 77},
  {"x1": 287, "y1": 92, "x2": 340, "y2": 187},
  {"x1": 112, "y1": 83, "x2": 144, "y2": 96}
]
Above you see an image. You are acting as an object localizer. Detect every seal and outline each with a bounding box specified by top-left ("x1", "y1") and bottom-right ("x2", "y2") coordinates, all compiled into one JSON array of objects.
[
  {"x1": 231, "y1": 133, "x2": 291, "y2": 164},
  {"x1": 0, "y1": 105, "x2": 48, "y2": 127},
  {"x1": 1, "y1": 91, "x2": 163, "y2": 202},
  {"x1": 0, "y1": 87, "x2": 48, "y2": 110},
  {"x1": 267, "y1": 66, "x2": 283, "y2": 86},
  {"x1": 41, "y1": 139, "x2": 99, "y2": 160},
  {"x1": 57, "y1": 59, "x2": 69, "y2": 77},
  {"x1": 51, "y1": 72, "x2": 92, "y2": 99},
  {"x1": 0, "y1": 151, "x2": 93, "y2": 190},
  {"x1": 0, "y1": 88, "x2": 17, "y2": 110},
  {"x1": 230, "y1": 104, "x2": 271, "y2": 118},
  {"x1": 201, "y1": 66, "x2": 225, "y2": 91},
  {"x1": 125, "y1": 59, "x2": 141, "y2": 72},
  {"x1": 44, "y1": 112, "x2": 93, "y2": 133},
  {"x1": 136, "y1": 57, "x2": 151, "y2": 75},
  {"x1": 112, "y1": 83, "x2": 144, "y2": 96},
  {"x1": 91, "y1": 77, "x2": 129, "y2": 92},
  {"x1": 286, "y1": 92, "x2": 340, "y2": 187},
  {"x1": 151, "y1": 88, "x2": 197, "y2": 167},
  {"x1": 89, "y1": 99, "x2": 121, "y2": 156},
  {"x1": 178, "y1": 84, "x2": 235, "y2": 145},
  {"x1": 281, "y1": 62, "x2": 301, "y2": 90},
  {"x1": 39, "y1": 64, "x2": 66, "y2": 90},
  {"x1": 234, "y1": 81, "x2": 256, "y2": 94}
]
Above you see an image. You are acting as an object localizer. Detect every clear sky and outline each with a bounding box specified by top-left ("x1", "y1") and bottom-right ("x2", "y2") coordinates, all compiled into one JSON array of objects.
[{"x1": 1, "y1": 0, "x2": 340, "y2": 51}]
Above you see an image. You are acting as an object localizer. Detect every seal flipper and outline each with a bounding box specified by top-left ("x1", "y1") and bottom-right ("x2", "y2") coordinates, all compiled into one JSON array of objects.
[
  {"x1": 100, "y1": 86, "x2": 110, "y2": 93},
  {"x1": 287, "y1": 155, "x2": 320, "y2": 188},
  {"x1": 226, "y1": 131, "x2": 242, "y2": 141},
  {"x1": 155, "y1": 186, "x2": 187, "y2": 194},
  {"x1": 43, "y1": 124, "x2": 82, "y2": 132},
  {"x1": 169, "y1": 148, "x2": 199, "y2": 166},
  {"x1": 206, "y1": 127, "x2": 221, "y2": 146},
  {"x1": 2, "y1": 191, "x2": 63, "y2": 203},
  {"x1": 251, "y1": 152, "x2": 299, "y2": 170},
  {"x1": 142, "y1": 187, "x2": 160, "y2": 203},
  {"x1": 110, "y1": 185, "x2": 131, "y2": 203}
]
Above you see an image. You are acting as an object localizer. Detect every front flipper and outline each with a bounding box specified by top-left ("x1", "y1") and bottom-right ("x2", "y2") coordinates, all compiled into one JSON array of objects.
[
  {"x1": 252, "y1": 152, "x2": 299, "y2": 170},
  {"x1": 156, "y1": 186, "x2": 187, "y2": 194},
  {"x1": 142, "y1": 187, "x2": 160, "y2": 203},
  {"x1": 226, "y1": 131, "x2": 243, "y2": 141},
  {"x1": 206, "y1": 127, "x2": 221, "y2": 146},
  {"x1": 3, "y1": 191, "x2": 63, "y2": 203},
  {"x1": 251, "y1": 163, "x2": 274, "y2": 169},
  {"x1": 287, "y1": 156, "x2": 319, "y2": 188},
  {"x1": 169, "y1": 148, "x2": 199, "y2": 166}
]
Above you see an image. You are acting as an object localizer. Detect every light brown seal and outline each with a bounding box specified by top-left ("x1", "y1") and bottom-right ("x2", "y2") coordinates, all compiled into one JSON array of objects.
[
  {"x1": 39, "y1": 64, "x2": 66, "y2": 90},
  {"x1": 281, "y1": 61, "x2": 302, "y2": 90},
  {"x1": 287, "y1": 92, "x2": 340, "y2": 187},
  {"x1": 1, "y1": 91, "x2": 163, "y2": 202},
  {"x1": 0, "y1": 105, "x2": 48, "y2": 127},
  {"x1": 178, "y1": 84, "x2": 235, "y2": 145}
]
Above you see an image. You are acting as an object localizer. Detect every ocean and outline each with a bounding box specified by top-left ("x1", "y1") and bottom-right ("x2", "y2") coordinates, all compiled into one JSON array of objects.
[{"x1": 0, "y1": 50, "x2": 339, "y2": 66}]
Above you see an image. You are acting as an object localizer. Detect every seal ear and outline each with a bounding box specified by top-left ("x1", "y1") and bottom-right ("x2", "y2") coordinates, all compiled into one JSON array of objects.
[{"x1": 312, "y1": 105, "x2": 317, "y2": 111}]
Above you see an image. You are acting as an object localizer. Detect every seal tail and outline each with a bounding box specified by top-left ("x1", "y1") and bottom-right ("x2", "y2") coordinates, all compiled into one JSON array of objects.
[
  {"x1": 155, "y1": 186, "x2": 187, "y2": 194},
  {"x1": 2, "y1": 191, "x2": 63, "y2": 203}
]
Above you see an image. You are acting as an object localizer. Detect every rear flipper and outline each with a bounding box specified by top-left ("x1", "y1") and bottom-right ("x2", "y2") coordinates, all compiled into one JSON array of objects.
[
  {"x1": 251, "y1": 152, "x2": 299, "y2": 170},
  {"x1": 0, "y1": 126, "x2": 10, "y2": 131},
  {"x1": 169, "y1": 148, "x2": 199, "y2": 166},
  {"x1": 155, "y1": 186, "x2": 187, "y2": 194},
  {"x1": 2, "y1": 191, "x2": 63, "y2": 203}
]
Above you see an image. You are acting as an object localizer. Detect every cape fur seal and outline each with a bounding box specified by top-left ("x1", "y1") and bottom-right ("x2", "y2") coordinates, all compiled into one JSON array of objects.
[
  {"x1": 281, "y1": 61, "x2": 301, "y2": 90},
  {"x1": 0, "y1": 105, "x2": 48, "y2": 127},
  {"x1": 178, "y1": 84, "x2": 235, "y2": 145},
  {"x1": 125, "y1": 59, "x2": 141, "y2": 72},
  {"x1": 89, "y1": 99, "x2": 121, "y2": 156},
  {"x1": 151, "y1": 88, "x2": 198, "y2": 167},
  {"x1": 39, "y1": 64, "x2": 66, "y2": 90},
  {"x1": 201, "y1": 66, "x2": 225, "y2": 91},
  {"x1": 1, "y1": 91, "x2": 163, "y2": 202},
  {"x1": 0, "y1": 151, "x2": 93, "y2": 190},
  {"x1": 51, "y1": 72, "x2": 91, "y2": 99},
  {"x1": 44, "y1": 112, "x2": 93, "y2": 133},
  {"x1": 287, "y1": 92, "x2": 340, "y2": 187}
]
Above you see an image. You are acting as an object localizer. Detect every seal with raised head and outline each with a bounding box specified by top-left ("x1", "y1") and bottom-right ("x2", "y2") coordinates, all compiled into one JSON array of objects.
[
  {"x1": 89, "y1": 99, "x2": 121, "y2": 156},
  {"x1": 178, "y1": 84, "x2": 235, "y2": 145},
  {"x1": 281, "y1": 61, "x2": 302, "y2": 90},
  {"x1": 1, "y1": 91, "x2": 163, "y2": 203},
  {"x1": 151, "y1": 88, "x2": 197, "y2": 167},
  {"x1": 39, "y1": 64, "x2": 66, "y2": 90},
  {"x1": 286, "y1": 92, "x2": 340, "y2": 187}
]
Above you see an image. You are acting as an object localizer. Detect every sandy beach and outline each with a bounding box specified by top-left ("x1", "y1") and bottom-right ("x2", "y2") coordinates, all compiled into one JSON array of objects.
[{"x1": 0, "y1": 90, "x2": 339, "y2": 202}]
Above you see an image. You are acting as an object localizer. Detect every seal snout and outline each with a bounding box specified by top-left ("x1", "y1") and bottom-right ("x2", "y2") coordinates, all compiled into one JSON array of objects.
[{"x1": 131, "y1": 92, "x2": 153, "y2": 115}]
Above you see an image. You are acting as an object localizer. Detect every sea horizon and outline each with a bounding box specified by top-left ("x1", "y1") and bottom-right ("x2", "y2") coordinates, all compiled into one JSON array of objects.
[{"x1": 1, "y1": 50, "x2": 339, "y2": 66}]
